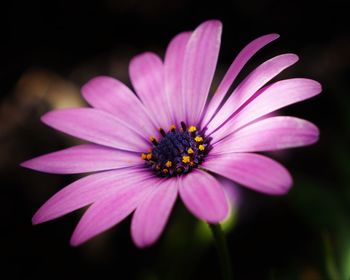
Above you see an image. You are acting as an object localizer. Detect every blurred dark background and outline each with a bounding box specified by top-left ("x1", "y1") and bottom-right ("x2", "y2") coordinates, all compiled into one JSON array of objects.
[{"x1": 1, "y1": 0, "x2": 349, "y2": 279}]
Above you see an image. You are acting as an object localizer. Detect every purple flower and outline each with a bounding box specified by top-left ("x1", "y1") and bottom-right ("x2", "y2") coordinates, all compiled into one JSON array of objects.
[{"x1": 21, "y1": 20, "x2": 321, "y2": 247}]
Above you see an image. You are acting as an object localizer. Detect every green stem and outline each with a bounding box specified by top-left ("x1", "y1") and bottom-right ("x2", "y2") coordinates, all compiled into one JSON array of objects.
[
  {"x1": 209, "y1": 223, "x2": 233, "y2": 280},
  {"x1": 323, "y1": 232, "x2": 341, "y2": 280}
]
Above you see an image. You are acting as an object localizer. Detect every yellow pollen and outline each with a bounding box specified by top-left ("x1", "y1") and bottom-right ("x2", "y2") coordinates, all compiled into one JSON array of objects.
[
  {"x1": 141, "y1": 153, "x2": 147, "y2": 160},
  {"x1": 188, "y1": 126, "x2": 197, "y2": 133},
  {"x1": 162, "y1": 168, "x2": 169, "y2": 174},
  {"x1": 198, "y1": 144, "x2": 205, "y2": 151},
  {"x1": 169, "y1": 124, "x2": 176, "y2": 131},
  {"x1": 195, "y1": 136, "x2": 203, "y2": 143},
  {"x1": 146, "y1": 153, "x2": 153, "y2": 160},
  {"x1": 165, "y1": 161, "x2": 172, "y2": 168},
  {"x1": 182, "y1": 155, "x2": 191, "y2": 164},
  {"x1": 187, "y1": 148, "x2": 194, "y2": 154},
  {"x1": 149, "y1": 136, "x2": 156, "y2": 142}
]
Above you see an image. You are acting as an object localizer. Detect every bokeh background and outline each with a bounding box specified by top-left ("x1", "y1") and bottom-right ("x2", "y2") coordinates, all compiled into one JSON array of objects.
[{"x1": 1, "y1": 0, "x2": 349, "y2": 279}]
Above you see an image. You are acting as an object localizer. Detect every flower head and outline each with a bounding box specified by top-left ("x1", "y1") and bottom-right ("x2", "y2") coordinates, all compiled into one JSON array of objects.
[{"x1": 21, "y1": 20, "x2": 321, "y2": 247}]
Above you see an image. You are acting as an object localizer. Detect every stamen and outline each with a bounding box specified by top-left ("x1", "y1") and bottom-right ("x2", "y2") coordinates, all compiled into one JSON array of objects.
[
  {"x1": 146, "y1": 153, "x2": 153, "y2": 160},
  {"x1": 187, "y1": 148, "x2": 194, "y2": 154},
  {"x1": 198, "y1": 144, "x2": 205, "y2": 151},
  {"x1": 188, "y1": 126, "x2": 197, "y2": 133},
  {"x1": 141, "y1": 153, "x2": 147, "y2": 160},
  {"x1": 170, "y1": 124, "x2": 176, "y2": 132},
  {"x1": 162, "y1": 168, "x2": 169, "y2": 174},
  {"x1": 176, "y1": 167, "x2": 184, "y2": 174},
  {"x1": 165, "y1": 161, "x2": 172, "y2": 168},
  {"x1": 181, "y1": 121, "x2": 187, "y2": 131},
  {"x1": 158, "y1": 128, "x2": 166, "y2": 137},
  {"x1": 149, "y1": 136, "x2": 158, "y2": 145},
  {"x1": 182, "y1": 155, "x2": 191, "y2": 164},
  {"x1": 194, "y1": 136, "x2": 203, "y2": 143}
]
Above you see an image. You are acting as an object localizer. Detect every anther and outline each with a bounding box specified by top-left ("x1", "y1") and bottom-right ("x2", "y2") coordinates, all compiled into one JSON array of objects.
[
  {"x1": 182, "y1": 155, "x2": 191, "y2": 164},
  {"x1": 194, "y1": 136, "x2": 203, "y2": 143},
  {"x1": 162, "y1": 168, "x2": 169, "y2": 174},
  {"x1": 187, "y1": 148, "x2": 194, "y2": 154},
  {"x1": 188, "y1": 126, "x2": 197, "y2": 133},
  {"x1": 141, "y1": 153, "x2": 147, "y2": 160},
  {"x1": 149, "y1": 136, "x2": 158, "y2": 146},
  {"x1": 169, "y1": 124, "x2": 176, "y2": 132},
  {"x1": 181, "y1": 121, "x2": 187, "y2": 131},
  {"x1": 198, "y1": 144, "x2": 205, "y2": 151},
  {"x1": 158, "y1": 128, "x2": 166, "y2": 137},
  {"x1": 165, "y1": 161, "x2": 172, "y2": 168},
  {"x1": 176, "y1": 167, "x2": 183, "y2": 174},
  {"x1": 146, "y1": 153, "x2": 153, "y2": 160}
]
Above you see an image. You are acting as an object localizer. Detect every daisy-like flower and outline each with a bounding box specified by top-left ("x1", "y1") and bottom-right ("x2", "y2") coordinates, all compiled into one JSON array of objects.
[{"x1": 21, "y1": 20, "x2": 321, "y2": 247}]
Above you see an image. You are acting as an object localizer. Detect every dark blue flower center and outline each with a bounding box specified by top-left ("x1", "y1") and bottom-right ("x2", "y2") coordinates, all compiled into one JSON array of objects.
[{"x1": 141, "y1": 122, "x2": 211, "y2": 177}]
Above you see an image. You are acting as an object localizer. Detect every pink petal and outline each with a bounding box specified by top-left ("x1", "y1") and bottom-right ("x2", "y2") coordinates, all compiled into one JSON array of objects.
[
  {"x1": 202, "y1": 153, "x2": 293, "y2": 195},
  {"x1": 82, "y1": 76, "x2": 158, "y2": 137},
  {"x1": 202, "y1": 34, "x2": 280, "y2": 127},
  {"x1": 41, "y1": 108, "x2": 148, "y2": 152},
  {"x1": 213, "y1": 78, "x2": 322, "y2": 140},
  {"x1": 129, "y1": 52, "x2": 170, "y2": 129},
  {"x1": 182, "y1": 20, "x2": 222, "y2": 126},
  {"x1": 179, "y1": 169, "x2": 228, "y2": 223},
  {"x1": 207, "y1": 53, "x2": 299, "y2": 135},
  {"x1": 211, "y1": 116, "x2": 319, "y2": 154},
  {"x1": 131, "y1": 178, "x2": 178, "y2": 248},
  {"x1": 32, "y1": 168, "x2": 152, "y2": 224},
  {"x1": 164, "y1": 31, "x2": 192, "y2": 124},
  {"x1": 70, "y1": 176, "x2": 159, "y2": 246},
  {"x1": 219, "y1": 177, "x2": 241, "y2": 218},
  {"x1": 21, "y1": 144, "x2": 141, "y2": 174}
]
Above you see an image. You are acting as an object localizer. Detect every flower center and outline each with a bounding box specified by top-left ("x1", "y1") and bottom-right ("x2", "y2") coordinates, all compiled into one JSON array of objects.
[{"x1": 141, "y1": 122, "x2": 211, "y2": 177}]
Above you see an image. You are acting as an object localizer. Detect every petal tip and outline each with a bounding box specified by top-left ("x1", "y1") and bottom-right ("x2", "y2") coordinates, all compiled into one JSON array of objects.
[
  {"x1": 70, "y1": 230, "x2": 85, "y2": 247},
  {"x1": 32, "y1": 213, "x2": 43, "y2": 225},
  {"x1": 205, "y1": 213, "x2": 228, "y2": 224},
  {"x1": 196, "y1": 20, "x2": 223, "y2": 34},
  {"x1": 288, "y1": 53, "x2": 299, "y2": 63},
  {"x1": 270, "y1": 33, "x2": 280, "y2": 40},
  {"x1": 69, "y1": 237, "x2": 81, "y2": 247},
  {"x1": 20, "y1": 160, "x2": 32, "y2": 169},
  {"x1": 40, "y1": 111, "x2": 55, "y2": 126}
]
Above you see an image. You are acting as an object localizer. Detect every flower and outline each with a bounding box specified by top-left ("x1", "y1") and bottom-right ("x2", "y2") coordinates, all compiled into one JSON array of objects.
[{"x1": 21, "y1": 20, "x2": 321, "y2": 248}]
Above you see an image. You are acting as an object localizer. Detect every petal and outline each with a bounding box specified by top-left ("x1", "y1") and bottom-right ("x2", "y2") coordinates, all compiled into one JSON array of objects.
[
  {"x1": 21, "y1": 144, "x2": 142, "y2": 174},
  {"x1": 70, "y1": 176, "x2": 159, "y2": 246},
  {"x1": 41, "y1": 108, "x2": 148, "y2": 152},
  {"x1": 201, "y1": 153, "x2": 293, "y2": 195},
  {"x1": 32, "y1": 168, "x2": 152, "y2": 224},
  {"x1": 214, "y1": 78, "x2": 322, "y2": 139},
  {"x1": 211, "y1": 116, "x2": 319, "y2": 154},
  {"x1": 129, "y1": 52, "x2": 170, "y2": 129},
  {"x1": 82, "y1": 76, "x2": 158, "y2": 137},
  {"x1": 131, "y1": 178, "x2": 178, "y2": 248},
  {"x1": 179, "y1": 169, "x2": 228, "y2": 223},
  {"x1": 164, "y1": 31, "x2": 192, "y2": 124},
  {"x1": 202, "y1": 34, "x2": 280, "y2": 126},
  {"x1": 182, "y1": 20, "x2": 222, "y2": 125},
  {"x1": 219, "y1": 177, "x2": 241, "y2": 219},
  {"x1": 207, "y1": 53, "x2": 299, "y2": 135}
]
